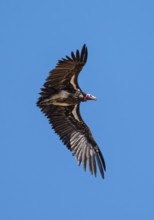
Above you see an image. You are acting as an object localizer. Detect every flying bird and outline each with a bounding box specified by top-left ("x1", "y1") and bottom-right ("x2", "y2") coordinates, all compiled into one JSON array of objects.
[{"x1": 37, "y1": 44, "x2": 106, "y2": 178}]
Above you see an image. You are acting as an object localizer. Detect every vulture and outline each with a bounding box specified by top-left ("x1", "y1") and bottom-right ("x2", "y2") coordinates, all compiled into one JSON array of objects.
[{"x1": 37, "y1": 44, "x2": 106, "y2": 178}]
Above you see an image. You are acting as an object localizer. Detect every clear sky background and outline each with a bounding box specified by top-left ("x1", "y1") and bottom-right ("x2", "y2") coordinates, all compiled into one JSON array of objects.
[{"x1": 1, "y1": 0, "x2": 154, "y2": 219}]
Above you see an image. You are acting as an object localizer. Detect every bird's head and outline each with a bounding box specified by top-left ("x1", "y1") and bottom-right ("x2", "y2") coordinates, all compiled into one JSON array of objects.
[{"x1": 83, "y1": 93, "x2": 97, "y2": 101}]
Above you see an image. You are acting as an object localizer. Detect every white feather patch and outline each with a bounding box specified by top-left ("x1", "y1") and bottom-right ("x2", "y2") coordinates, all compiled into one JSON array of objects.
[
  {"x1": 72, "y1": 105, "x2": 80, "y2": 122},
  {"x1": 70, "y1": 74, "x2": 77, "y2": 89}
]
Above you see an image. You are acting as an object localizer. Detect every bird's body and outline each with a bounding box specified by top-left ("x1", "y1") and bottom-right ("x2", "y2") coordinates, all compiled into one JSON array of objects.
[
  {"x1": 37, "y1": 44, "x2": 106, "y2": 178},
  {"x1": 39, "y1": 89, "x2": 84, "y2": 106}
]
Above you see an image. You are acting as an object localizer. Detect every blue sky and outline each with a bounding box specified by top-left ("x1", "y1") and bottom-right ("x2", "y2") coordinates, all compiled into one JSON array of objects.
[{"x1": 1, "y1": 0, "x2": 154, "y2": 219}]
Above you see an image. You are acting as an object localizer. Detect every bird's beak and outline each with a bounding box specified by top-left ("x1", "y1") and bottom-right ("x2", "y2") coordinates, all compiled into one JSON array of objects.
[
  {"x1": 85, "y1": 94, "x2": 97, "y2": 101},
  {"x1": 90, "y1": 95, "x2": 97, "y2": 101}
]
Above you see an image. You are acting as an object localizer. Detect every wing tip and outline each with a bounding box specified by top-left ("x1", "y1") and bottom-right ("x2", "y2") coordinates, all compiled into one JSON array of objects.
[
  {"x1": 56, "y1": 44, "x2": 88, "y2": 65},
  {"x1": 81, "y1": 44, "x2": 88, "y2": 63},
  {"x1": 75, "y1": 145, "x2": 106, "y2": 179}
]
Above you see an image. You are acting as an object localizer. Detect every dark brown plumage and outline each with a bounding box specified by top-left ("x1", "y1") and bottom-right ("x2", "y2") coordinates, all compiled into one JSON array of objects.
[{"x1": 37, "y1": 44, "x2": 106, "y2": 178}]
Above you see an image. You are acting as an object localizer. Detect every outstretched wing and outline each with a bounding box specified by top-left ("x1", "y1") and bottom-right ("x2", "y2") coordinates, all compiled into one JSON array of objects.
[
  {"x1": 42, "y1": 44, "x2": 87, "y2": 92},
  {"x1": 42, "y1": 104, "x2": 106, "y2": 178}
]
